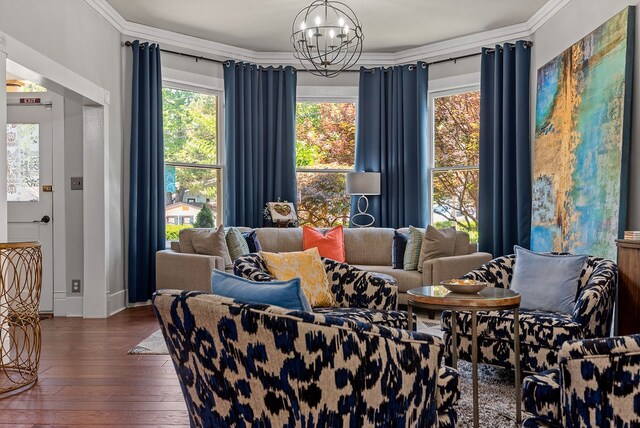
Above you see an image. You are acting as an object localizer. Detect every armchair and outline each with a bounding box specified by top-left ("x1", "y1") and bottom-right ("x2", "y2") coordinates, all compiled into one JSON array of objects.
[
  {"x1": 234, "y1": 253, "x2": 410, "y2": 329},
  {"x1": 440, "y1": 254, "x2": 617, "y2": 373},
  {"x1": 522, "y1": 334, "x2": 640, "y2": 427},
  {"x1": 153, "y1": 290, "x2": 460, "y2": 427}
]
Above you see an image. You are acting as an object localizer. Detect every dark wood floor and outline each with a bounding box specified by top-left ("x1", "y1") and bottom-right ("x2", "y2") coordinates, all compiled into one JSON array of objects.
[{"x1": 0, "y1": 307, "x2": 190, "y2": 427}]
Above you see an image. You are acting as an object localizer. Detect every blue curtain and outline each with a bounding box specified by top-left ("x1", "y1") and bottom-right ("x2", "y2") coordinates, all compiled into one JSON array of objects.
[
  {"x1": 128, "y1": 40, "x2": 165, "y2": 303},
  {"x1": 224, "y1": 61, "x2": 297, "y2": 227},
  {"x1": 478, "y1": 41, "x2": 532, "y2": 257},
  {"x1": 352, "y1": 62, "x2": 429, "y2": 228}
]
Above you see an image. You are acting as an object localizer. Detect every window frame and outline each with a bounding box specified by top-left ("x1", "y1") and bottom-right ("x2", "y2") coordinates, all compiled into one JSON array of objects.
[
  {"x1": 427, "y1": 85, "x2": 480, "y2": 225},
  {"x1": 162, "y1": 80, "x2": 225, "y2": 226},
  {"x1": 295, "y1": 96, "x2": 358, "y2": 226}
]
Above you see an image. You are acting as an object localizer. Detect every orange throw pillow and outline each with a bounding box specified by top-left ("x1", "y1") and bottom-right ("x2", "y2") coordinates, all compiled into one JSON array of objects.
[{"x1": 302, "y1": 225, "x2": 346, "y2": 262}]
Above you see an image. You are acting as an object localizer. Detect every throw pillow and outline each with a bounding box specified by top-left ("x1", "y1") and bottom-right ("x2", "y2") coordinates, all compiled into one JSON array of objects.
[
  {"x1": 260, "y1": 248, "x2": 335, "y2": 308},
  {"x1": 403, "y1": 226, "x2": 425, "y2": 270},
  {"x1": 225, "y1": 227, "x2": 250, "y2": 261},
  {"x1": 178, "y1": 228, "x2": 196, "y2": 253},
  {"x1": 453, "y1": 231, "x2": 471, "y2": 256},
  {"x1": 302, "y1": 225, "x2": 346, "y2": 262},
  {"x1": 417, "y1": 226, "x2": 457, "y2": 272},
  {"x1": 510, "y1": 246, "x2": 588, "y2": 314},
  {"x1": 211, "y1": 269, "x2": 312, "y2": 311},
  {"x1": 242, "y1": 231, "x2": 262, "y2": 253},
  {"x1": 392, "y1": 231, "x2": 407, "y2": 269},
  {"x1": 189, "y1": 225, "x2": 233, "y2": 269}
]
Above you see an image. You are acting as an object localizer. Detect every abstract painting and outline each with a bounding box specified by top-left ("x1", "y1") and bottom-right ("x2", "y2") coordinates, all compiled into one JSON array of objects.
[{"x1": 531, "y1": 7, "x2": 635, "y2": 260}]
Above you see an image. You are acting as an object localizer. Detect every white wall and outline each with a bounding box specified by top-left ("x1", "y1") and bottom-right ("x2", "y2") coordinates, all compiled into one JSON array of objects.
[
  {"x1": 531, "y1": 0, "x2": 640, "y2": 229},
  {"x1": 0, "y1": 0, "x2": 125, "y2": 299},
  {"x1": 64, "y1": 98, "x2": 84, "y2": 295}
]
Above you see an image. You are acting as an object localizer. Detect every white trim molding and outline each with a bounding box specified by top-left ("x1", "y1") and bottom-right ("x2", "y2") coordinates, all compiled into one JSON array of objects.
[
  {"x1": 84, "y1": 0, "x2": 572, "y2": 66},
  {"x1": 107, "y1": 289, "x2": 127, "y2": 316}
]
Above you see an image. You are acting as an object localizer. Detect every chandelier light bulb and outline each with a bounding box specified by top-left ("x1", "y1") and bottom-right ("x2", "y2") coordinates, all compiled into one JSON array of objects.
[
  {"x1": 329, "y1": 29, "x2": 335, "y2": 38},
  {"x1": 307, "y1": 29, "x2": 314, "y2": 38},
  {"x1": 315, "y1": 16, "x2": 321, "y2": 26},
  {"x1": 300, "y1": 22, "x2": 306, "y2": 31},
  {"x1": 338, "y1": 17, "x2": 345, "y2": 27},
  {"x1": 344, "y1": 24, "x2": 350, "y2": 34}
]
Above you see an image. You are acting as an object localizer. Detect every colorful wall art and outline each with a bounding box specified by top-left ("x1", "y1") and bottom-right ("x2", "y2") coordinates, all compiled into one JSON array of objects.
[{"x1": 531, "y1": 7, "x2": 635, "y2": 260}]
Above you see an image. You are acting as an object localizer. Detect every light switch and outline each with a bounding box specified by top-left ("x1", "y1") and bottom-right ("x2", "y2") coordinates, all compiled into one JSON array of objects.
[{"x1": 71, "y1": 177, "x2": 83, "y2": 190}]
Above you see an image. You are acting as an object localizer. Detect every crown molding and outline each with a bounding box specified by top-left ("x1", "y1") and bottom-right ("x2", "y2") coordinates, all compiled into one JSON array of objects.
[
  {"x1": 84, "y1": 0, "x2": 572, "y2": 66},
  {"x1": 527, "y1": 0, "x2": 573, "y2": 33}
]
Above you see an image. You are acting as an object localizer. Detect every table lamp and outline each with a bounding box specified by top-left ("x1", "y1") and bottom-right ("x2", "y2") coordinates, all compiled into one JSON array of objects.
[{"x1": 346, "y1": 172, "x2": 380, "y2": 227}]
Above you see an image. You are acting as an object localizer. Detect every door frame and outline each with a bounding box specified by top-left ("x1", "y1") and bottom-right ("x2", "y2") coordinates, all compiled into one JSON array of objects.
[
  {"x1": 6, "y1": 92, "x2": 65, "y2": 314},
  {"x1": 1, "y1": 31, "x2": 116, "y2": 318}
]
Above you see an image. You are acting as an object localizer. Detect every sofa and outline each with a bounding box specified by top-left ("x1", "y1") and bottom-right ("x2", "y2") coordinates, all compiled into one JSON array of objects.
[
  {"x1": 440, "y1": 254, "x2": 617, "y2": 374},
  {"x1": 522, "y1": 334, "x2": 640, "y2": 427},
  {"x1": 157, "y1": 227, "x2": 493, "y2": 304},
  {"x1": 153, "y1": 289, "x2": 461, "y2": 427}
]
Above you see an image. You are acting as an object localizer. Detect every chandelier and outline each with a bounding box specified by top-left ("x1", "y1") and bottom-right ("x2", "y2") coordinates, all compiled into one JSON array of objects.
[{"x1": 291, "y1": 0, "x2": 364, "y2": 78}]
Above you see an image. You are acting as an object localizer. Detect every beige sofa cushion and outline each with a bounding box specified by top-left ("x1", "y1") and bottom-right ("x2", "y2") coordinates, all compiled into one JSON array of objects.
[
  {"x1": 353, "y1": 264, "x2": 423, "y2": 293},
  {"x1": 254, "y1": 228, "x2": 303, "y2": 253},
  {"x1": 453, "y1": 231, "x2": 471, "y2": 255},
  {"x1": 179, "y1": 228, "x2": 196, "y2": 254},
  {"x1": 344, "y1": 228, "x2": 394, "y2": 266},
  {"x1": 189, "y1": 225, "x2": 233, "y2": 269},
  {"x1": 417, "y1": 226, "x2": 456, "y2": 272}
]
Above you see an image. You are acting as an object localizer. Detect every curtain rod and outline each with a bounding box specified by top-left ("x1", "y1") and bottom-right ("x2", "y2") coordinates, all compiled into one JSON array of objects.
[{"x1": 123, "y1": 40, "x2": 532, "y2": 72}]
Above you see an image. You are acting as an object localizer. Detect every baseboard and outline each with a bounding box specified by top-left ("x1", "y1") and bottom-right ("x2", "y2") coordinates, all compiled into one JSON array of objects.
[
  {"x1": 107, "y1": 289, "x2": 127, "y2": 317},
  {"x1": 124, "y1": 289, "x2": 152, "y2": 308},
  {"x1": 54, "y1": 294, "x2": 83, "y2": 317}
]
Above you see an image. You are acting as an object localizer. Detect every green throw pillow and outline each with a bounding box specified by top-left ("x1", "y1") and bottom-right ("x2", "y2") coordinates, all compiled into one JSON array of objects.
[
  {"x1": 225, "y1": 227, "x2": 250, "y2": 262},
  {"x1": 403, "y1": 226, "x2": 425, "y2": 270}
]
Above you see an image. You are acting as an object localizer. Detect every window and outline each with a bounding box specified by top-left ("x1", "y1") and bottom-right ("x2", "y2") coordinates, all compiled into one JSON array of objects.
[
  {"x1": 6, "y1": 80, "x2": 47, "y2": 93},
  {"x1": 430, "y1": 89, "x2": 480, "y2": 243},
  {"x1": 296, "y1": 101, "x2": 356, "y2": 227},
  {"x1": 162, "y1": 86, "x2": 222, "y2": 241}
]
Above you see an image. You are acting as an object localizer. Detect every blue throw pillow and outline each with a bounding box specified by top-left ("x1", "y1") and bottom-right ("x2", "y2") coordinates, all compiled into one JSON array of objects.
[
  {"x1": 242, "y1": 231, "x2": 262, "y2": 253},
  {"x1": 510, "y1": 246, "x2": 587, "y2": 314},
  {"x1": 392, "y1": 231, "x2": 407, "y2": 269},
  {"x1": 211, "y1": 269, "x2": 312, "y2": 311}
]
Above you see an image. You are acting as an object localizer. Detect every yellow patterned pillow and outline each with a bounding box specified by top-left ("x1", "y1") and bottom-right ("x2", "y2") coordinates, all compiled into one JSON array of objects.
[{"x1": 260, "y1": 248, "x2": 335, "y2": 308}]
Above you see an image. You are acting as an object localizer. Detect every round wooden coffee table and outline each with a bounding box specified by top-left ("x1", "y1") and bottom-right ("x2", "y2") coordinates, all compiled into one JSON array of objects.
[{"x1": 407, "y1": 286, "x2": 522, "y2": 428}]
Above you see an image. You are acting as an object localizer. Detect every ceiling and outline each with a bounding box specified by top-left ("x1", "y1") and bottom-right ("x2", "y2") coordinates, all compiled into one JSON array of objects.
[{"x1": 105, "y1": 0, "x2": 549, "y2": 53}]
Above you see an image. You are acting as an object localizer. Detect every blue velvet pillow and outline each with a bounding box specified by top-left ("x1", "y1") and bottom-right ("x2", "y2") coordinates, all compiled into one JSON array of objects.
[
  {"x1": 242, "y1": 231, "x2": 262, "y2": 253},
  {"x1": 211, "y1": 269, "x2": 312, "y2": 311},
  {"x1": 510, "y1": 246, "x2": 587, "y2": 314},
  {"x1": 392, "y1": 231, "x2": 407, "y2": 269}
]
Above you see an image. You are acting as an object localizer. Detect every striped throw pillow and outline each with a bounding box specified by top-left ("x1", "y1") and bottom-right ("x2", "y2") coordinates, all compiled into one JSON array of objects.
[
  {"x1": 225, "y1": 227, "x2": 250, "y2": 262},
  {"x1": 403, "y1": 225, "x2": 425, "y2": 271}
]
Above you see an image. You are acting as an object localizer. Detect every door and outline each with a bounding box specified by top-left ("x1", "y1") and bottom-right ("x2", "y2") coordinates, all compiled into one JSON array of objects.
[{"x1": 6, "y1": 101, "x2": 54, "y2": 313}]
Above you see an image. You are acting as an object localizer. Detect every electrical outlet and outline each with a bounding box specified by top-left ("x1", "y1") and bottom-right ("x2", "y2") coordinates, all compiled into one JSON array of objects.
[{"x1": 71, "y1": 279, "x2": 82, "y2": 293}]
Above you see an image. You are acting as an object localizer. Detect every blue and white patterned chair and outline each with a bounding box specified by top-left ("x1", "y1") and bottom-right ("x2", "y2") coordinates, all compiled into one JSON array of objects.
[
  {"x1": 233, "y1": 253, "x2": 411, "y2": 329},
  {"x1": 440, "y1": 255, "x2": 617, "y2": 373},
  {"x1": 522, "y1": 334, "x2": 640, "y2": 427},
  {"x1": 153, "y1": 289, "x2": 460, "y2": 427}
]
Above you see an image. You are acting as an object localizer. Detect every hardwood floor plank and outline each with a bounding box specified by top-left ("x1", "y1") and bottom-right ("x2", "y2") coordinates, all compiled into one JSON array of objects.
[{"x1": 0, "y1": 307, "x2": 189, "y2": 426}]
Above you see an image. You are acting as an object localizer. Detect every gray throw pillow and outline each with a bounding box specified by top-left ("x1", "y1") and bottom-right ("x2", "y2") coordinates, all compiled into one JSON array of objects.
[
  {"x1": 417, "y1": 225, "x2": 457, "y2": 272},
  {"x1": 453, "y1": 231, "x2": 471, "y2": 256},
  {"x1": 510, "y1": 246, "x2": 587, "y2": 314},
  {"x1": 189, "y1": 225, "x2": 233, "y2": 269}
]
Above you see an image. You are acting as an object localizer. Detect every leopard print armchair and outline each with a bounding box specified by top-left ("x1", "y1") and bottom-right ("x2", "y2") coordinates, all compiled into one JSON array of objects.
[
  {"x1": 441, "y1": 255, "x2": 617, "y2": 373},
  {"x1": 153, "y1": 290, "x2": 460, "y2": 427},
  {"x1": 522, "y1": 334, "x2": 640, "y2": 427},
  {"x1": 233, "y1": 253, "x2": 409, "y2": 329}
]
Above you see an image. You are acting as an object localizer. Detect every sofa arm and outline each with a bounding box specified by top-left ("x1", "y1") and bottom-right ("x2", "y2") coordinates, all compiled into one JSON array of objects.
[
  {"x1": 323, "y1": 258, "x2": 397, "y2": 310},
  {"x1": 156, "y1": 250, "x2": 223, "y2": 292},
  {"x1": 437, "y1": 366, "x2": 460, "y2": 414},
  {"x1": 572, "y1": 259, "x2": 617, "y2": 338},
  {"x1": 422, "y1": 252, "x2": 493, "y2": 285},
  {"x1": 522, "y1": 369, "x2": 561, "y2": 424}
]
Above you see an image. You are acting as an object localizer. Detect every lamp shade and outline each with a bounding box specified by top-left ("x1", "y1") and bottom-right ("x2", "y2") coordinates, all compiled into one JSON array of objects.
[{"x1": 346, "y1": 172, "x2": 380, "y2": 195}]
